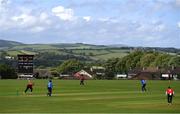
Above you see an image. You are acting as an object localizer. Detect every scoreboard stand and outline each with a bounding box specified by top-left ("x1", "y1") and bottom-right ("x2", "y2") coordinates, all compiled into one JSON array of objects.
[{"x1": 17, "y1": 54, "x2": 34, "y2": 79}]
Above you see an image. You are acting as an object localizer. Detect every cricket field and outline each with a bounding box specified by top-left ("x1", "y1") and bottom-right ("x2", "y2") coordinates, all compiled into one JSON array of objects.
[{"x1": 0, "y1": 80, "x2": 180, "y2": 113}]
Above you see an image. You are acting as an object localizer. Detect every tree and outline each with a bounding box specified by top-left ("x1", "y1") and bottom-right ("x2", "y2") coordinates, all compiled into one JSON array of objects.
[
  {"x1": 57, "y1": 59, "x2": 84, "y2": 74},
  {"x1": 115, "y1": 59, "x2": 128, "y2": 73},
  {"x1": 140, "y1": 53, "x2": 156, "y2": 68},
  {"x1": 50, "y1": 68, "x2": 59, "y2": 77},
  {"x1": 168, "y1": 56, "x2": 180, "y2": 67},
  {"x1": 151, "y1": 54, "x2": 171, "y2": 68},
  {"x1": 115, "y1": 51, "x2": 143, "y2": 73},
  {"x1": 89, "y1": 52, "x2": 94, "y2": 56},
  {"x1": 0, "y1": 51, "x2": 8, "y2": 58},
  {"x1": 104, "y1": 58, "x2": 119, "y2": 79},
  {"x1": 0, "y1": 64, "x2": 17, "y2": 79}
]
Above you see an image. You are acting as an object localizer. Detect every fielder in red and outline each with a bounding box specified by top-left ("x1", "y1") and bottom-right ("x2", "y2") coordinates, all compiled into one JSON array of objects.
[
  {"x1": 24, "y1": 80, "x2": 34, "y2": 94},
  {"x1": 80, "y1": 75, "x2": 85, "y2": 85},
  {"x1": 166, "y1": 86, "x2": 174, "y2": 105}
]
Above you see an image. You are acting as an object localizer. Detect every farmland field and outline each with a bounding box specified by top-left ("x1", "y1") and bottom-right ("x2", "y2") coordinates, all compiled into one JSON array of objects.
[{"x1": 0, "y1": 80, "x2": 180, "y2": 113}]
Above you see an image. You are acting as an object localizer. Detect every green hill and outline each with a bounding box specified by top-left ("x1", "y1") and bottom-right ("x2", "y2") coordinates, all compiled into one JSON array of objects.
[
  {"x1": 1, "y1": 39, "x2": 180, "y2": 68},
  {"x1": 0, "y1": 39, "x2": 23, "y2": 49}
]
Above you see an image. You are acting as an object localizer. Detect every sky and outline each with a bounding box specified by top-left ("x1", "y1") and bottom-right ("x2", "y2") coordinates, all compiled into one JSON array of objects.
[{"x1": 0, "y1": 0, "x2": 180, "y2": 48}]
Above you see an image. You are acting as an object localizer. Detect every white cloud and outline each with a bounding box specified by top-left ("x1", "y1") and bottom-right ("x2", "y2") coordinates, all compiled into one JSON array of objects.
[
  {"x1": 154, "y1": 24, "x2": 165, "y2": 32},
  {"x1": 11, "y1": 14, "x2": 37, "y2": 27},
  {"x1": 175, "y1": 0, "x2": 180, "y2": 7},
  {"x1": 136, "y1": 21, "x2": 166, "y2": 33},
  {"x1": 0, "y1": 0, "x2": 10, "y2": 14},
  {"x1": 83, "y1": 16, "x2": 91, "y2": 22},
  {"x1": 0, "y1": 0, "x2": 10, "y2": 5},
  {"x1": 136, "y1": 24, "x2": 147, "y2": 32},
  {"x1": 30, "y1": 26, "x2": 44, "y2": 33},
  {"x1": 0, "y1": 1, "x2": 179, "y2": 48},
  {"x1": 52, "y1": 6, "x2": 74, "y2": 21},
  {"x1": 144, "y1": 36, "x2": 157, "y2": 41},
  {"x1": 40, "y1": 12, "x2": 48, "y2": 20},
  {"x1": 40, "y1": 12, "x2": 51, "y2": 25},
  {"x1": 177, "y1": 21, "x2": 180, "y2": 28},
  {"x1": 98, "y1": 17, "x2": 110, "y2": 22},
  {"x1": 10, "y1": 12, "x2": 51, "y2": 30}
]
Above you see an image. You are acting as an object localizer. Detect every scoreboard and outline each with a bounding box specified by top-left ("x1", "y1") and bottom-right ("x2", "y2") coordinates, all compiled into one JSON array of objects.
[{"x1": 17, "y1": 55, "x2": 34, "y2": 74}]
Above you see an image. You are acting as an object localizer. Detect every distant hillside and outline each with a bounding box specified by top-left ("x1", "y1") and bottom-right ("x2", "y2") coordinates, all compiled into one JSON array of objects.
[
  {"x1": 0, "y1": 39, "x2": 108, "y2": 50},
  {"x1": 0, "y1": 39, "x2": 180, "y2": 54},
  {"x1": 52, "y1": 43, "x2": 107, "y2": 49},
  {"x1": 107, "y1": 44, "x2": 128, "y2": 48},
  {"x1": 1, "y1": 39, "x2": 180, "y2": 68},
  {"x1": 0, "y1": 39, "x2": 23, "y2": 49}
]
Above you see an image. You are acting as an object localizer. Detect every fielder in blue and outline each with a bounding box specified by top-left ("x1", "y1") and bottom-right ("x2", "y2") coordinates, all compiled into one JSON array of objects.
[
  {"x1": 47, "y1": 80, "x2": 53, "y2": 96},
  {"x1": 141, "y1": 79, "x2": 147, "y2": 92}
]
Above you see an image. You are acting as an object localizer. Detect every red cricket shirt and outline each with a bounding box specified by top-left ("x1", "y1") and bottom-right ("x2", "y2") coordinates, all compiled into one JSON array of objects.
[{"x1": 166, "y1": 88, "x2": 174, "y2": 95}]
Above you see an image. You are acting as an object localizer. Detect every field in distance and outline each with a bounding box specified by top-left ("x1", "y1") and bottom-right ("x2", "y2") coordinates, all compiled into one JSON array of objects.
[{"x1": 0, "y1": 80, "x2": 180, "y2": 113}]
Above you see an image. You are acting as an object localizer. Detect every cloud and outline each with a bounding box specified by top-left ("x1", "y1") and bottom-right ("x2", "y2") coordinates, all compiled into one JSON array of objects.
[
  {"x1": 175, "y1": 0, "x2": 180, "y2": 7},
  {"x1": 0, "y1": 0, "x2": 10, "y2": 13},
  {"x1": 51, "y1": 6, "x2": 74, "y2": 21},
  {"x1": 0, "y1": 6, "x2": 51, "y2": 30},
  {"x1": 39, "y1": 12, "x2": 51, "y2": 25},
  {"x1": 0, "y1": 0, "x2": 10, "y2": 5},
  {"x1": 40, "y1": 12, "x2": 48, "y2": 20},
  {"x1": 178, "y1": 21, "x2": 180, "y2": 28},
  {"x1": 154, "y1": 24, "x2": 166, "y2": 32},
  {"x1": 0, "y1": 0, "x2": 179, "y2": 48},
  {"x1": 30, "y1": 26, "x2": 45, "y2": 33},
  {"x1": 83, "y1": 16, "x2": 91, "y2": 22},
  {"x1": 98, "y1": 17, "x2": 110, "y2": 22},
  {"x1": 11, "y1": 14, "x2": 37, "y2": 28}
]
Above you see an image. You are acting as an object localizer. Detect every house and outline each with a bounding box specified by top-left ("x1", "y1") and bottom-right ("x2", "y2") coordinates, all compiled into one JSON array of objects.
[
  {"x1": 129, "y1": 67, "x2": 161, "y2": 80},
  {"x1": 74, "y1": 70, "x2": 93, "y2": 80},
  {"x1": 18, "y1": 74, "x2": 33, "y2": 79},
  {"x1": 170, "y1": 67, "x2": 180, "y2": 79},
  {"x1": 116, "y1": 74, "x2": 127, "y2": 79},
  {"x1": 128, "y1": 68, "x2": 141, "y2": 79},
  {"x1": 90, "y1": 66, "x2": 105, "y2": 76},
  {"x1": 132, "y1": 72, "x2": 158, "y2": 80},
  {"x1": 33, "y1": 69, "x2": 52, "y2": 79},
  {"x1": 59, "y1": 74, "x2": 74, "y2": 79},
  {"x1": 161, "y1": 74, "x2": 171, "y2": 79},
  {"x1": 157, "y1": 67, "x2": 180, "y2": 80},
  {"x1": 128, "y1": 67, "x2": 180, "y2": 80},
  {"x1": 5, "y1": 56, "x2": 14, "y2": 60}
]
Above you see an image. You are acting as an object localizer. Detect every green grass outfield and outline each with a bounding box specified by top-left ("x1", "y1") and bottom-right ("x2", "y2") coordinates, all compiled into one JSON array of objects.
[{"x1": 0, "y1": 80, "x2": 180, "y2": 113}]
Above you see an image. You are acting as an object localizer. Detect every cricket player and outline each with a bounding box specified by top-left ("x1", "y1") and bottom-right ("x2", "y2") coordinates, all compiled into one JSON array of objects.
[
  {"x1": 166, "y1": 86, "x2": 174, "y2": 105},
  {"x1": 80, "y1": 75, "x2": 85, "y2": 85},
  {"x1": 24, "y1": 79, "x2": 34, "y2": 94},
  {"x1": 141, "y1": 79, "x2": 147, "y2": 92},
  {"x1": 47, "y1": 80, "x2": 53, "y2": 96}
]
